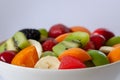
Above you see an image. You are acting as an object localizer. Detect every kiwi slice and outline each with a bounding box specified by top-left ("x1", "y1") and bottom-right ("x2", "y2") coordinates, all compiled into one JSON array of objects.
[
  {"x1": 52, "y1": 40, "x2": 80, "y2": 56},
  {"x1": 0, "y1": 42, "x2": 6, "y2": 53},
  {"x1": 39, "y1": 28, "x2": 48, "y2": 42},
  {"x1": 6, "y1": 38, "x2": 18, "y2": 51},
  {"x1": 13, "y1": 32, "x2": 30, "y2": 49}
]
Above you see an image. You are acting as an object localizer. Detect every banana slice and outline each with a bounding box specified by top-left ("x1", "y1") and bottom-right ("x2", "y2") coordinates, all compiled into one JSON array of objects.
[
  {"x1": 34, "y1": 56, "x2": 60, "y2": 69},
  {"x1": 99, "y1": 46, "x2": 114, "y2": 54},
  {"x1": 28, "y1": 39, "x2": 43, "y2": 58}
]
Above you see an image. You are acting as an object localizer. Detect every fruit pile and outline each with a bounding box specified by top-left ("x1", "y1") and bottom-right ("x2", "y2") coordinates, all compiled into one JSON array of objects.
[{"x1": 0, "y1": 23, "x2": 120, "y2": 69}]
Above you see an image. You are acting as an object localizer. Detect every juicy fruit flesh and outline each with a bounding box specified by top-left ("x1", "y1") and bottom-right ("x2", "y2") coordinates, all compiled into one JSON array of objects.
[{"x1": 0, "y1": 23, "x2": 119, "y2": 70}]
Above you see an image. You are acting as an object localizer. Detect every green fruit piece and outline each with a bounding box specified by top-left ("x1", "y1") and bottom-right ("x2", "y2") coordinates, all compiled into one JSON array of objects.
[
  {"x1": 13, "y1": 32, "x2": 30, "y2": 49},
  {"x1": 88, "y1": 50, "x2": 109, "y2": 66},
  {"x1": 6, "y1": 38, "x2": 18, "y2": 52},
  {"x1": 39, "y1": 28, "x2": 48, "y2": 42},
  {"x1": 0, "y1": 42, "x2": 6, "y2": 53},
  {"x1": 41, "y1": 51, "x2": 57, "y2": 57},
  {"x1": 84, "y1": 60, "x2": 95, "y2": 67},
  {"x1": 52, "y1": 40, "x2": 80, "y2": 56},
  {"x1": 64, "y1": 32, "x2": 89, "y2": 47},
  {"x1": 106, "y1": 36, "x2": 120, "y2": 46}
]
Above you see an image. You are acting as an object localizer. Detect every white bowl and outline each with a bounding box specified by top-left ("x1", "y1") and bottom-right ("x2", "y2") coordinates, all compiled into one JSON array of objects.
[
  {"x1": 0, "y1": 61, "x2": 120, "y2": 80},
  {"x1": 0, "y1": 0, "x2": 120, "y2": 80}
]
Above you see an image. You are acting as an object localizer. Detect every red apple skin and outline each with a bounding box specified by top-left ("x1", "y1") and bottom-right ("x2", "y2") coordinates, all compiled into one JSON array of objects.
[{"x1": 93, "y1": 28, "x2": 115, "y2": 41}]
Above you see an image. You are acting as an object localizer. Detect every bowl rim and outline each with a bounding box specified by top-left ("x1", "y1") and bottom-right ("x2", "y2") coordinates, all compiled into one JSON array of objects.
[{"x1": 0, "y1": 60, "x2": 120, "y2": 72}]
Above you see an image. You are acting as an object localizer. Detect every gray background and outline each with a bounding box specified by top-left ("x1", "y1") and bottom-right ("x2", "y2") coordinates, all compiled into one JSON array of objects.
[{"x1": 0, "y1": 0, "x2": 120, "y2": 41}]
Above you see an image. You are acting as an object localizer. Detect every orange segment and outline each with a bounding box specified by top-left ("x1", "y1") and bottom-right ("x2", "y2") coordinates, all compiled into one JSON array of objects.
[
  {"x1": 11, "y1": 46, "x2": 39, "y2": 68},
  {"x1": 55, "y1": 33, "x2": 70, "y2": 42},
  {"x1": 58, "y1": 48, "x2": 91, "y2": 62},
  {"x1": 70, "y1": 26, "x2": 91, "y2": 35},
  {"x1": 108, "y1": 47, "x2": 120, "y2": 63}
]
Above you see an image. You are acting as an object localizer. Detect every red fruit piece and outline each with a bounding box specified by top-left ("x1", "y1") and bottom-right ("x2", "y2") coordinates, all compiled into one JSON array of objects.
[
  {"x1": 0, "y1": 50, "x2": 16, "y2": 63},
  {"x1": 84, "y1": 41, "x2": 95, "y2": 51},
  {"x1": 42, "y1": 38, "x2": 57, "y2": 51},
  {"x1": 59, "y1": 56, "x2": 86, "y2": 69},
  {"x1": 48, "y1": 24, "x2": 71, "y2": 38},
  {"x1": 93, "y1": 28, "x2": 115, "y2": 41},
  {"x1": 90, "y1": 34, "x2": 106, "y2": 50}
]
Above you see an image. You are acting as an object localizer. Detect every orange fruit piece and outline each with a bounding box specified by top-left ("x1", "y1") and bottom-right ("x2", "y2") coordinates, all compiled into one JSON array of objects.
[
  {"x1": 108, "y1": 47, "x2": 120, "y2": 63},
  {"x1": 70, "y1": 26, "x2": 91, "y2": 35},
  {"x1": 58, "y1": 48, "x2": 92, "y2": 62},
  {"x1": 55, "y1": 33, "x2": 70, "y2": 42},
  {"x1": 11, "y1": 46, "x2": 39, "y2": 68}
]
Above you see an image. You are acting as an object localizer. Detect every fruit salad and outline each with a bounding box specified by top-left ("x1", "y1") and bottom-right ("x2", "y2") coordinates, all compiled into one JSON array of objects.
[{"x1": 0, "y1": 23, "x2": 120, "y2": 70}]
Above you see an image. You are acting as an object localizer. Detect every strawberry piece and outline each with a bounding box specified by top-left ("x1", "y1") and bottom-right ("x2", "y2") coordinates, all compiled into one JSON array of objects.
[
  {"x1": 90, "y1": 34, "x2": 106, "y2": 50},
  {"x1": 93, "y1": 28, "x2": 115, "y2": 41},
  {"x1": 42, "y1": 38, "x2": 57, "y2": 51},
  {"x1": 59, "y1": 56, "x2": 86, "y2": 69},
  {"x1": 48, "y1": 24, "x2": 71, "y2": 38}
]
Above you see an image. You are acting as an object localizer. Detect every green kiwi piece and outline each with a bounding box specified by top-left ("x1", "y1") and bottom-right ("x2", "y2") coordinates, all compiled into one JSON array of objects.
[
  {"x1": 52, "y1": 40, "x2": 80, "y2": 56},
  {"x1": 0, "y1": 42, "x2": 6, "y2": 53},
  {"x1": 41, "y1": 51, "x2": 57, "y2": 57},
  {"x1": 64, "y1": 32, "x2": 89, "y2": 48},
  {"x1": 13, "y1": 32, "x2": 30, "y2": 49},
  {"x1": 6, "y1": 38, "x2": 18, "y2": 51}
]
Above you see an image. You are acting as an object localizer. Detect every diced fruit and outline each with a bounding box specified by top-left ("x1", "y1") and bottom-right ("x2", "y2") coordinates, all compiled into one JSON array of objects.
[
  {"x1": 34, "y1": 56, "x2": 60, "y2": 69},
  {"x1": 90, "y1": 34, "x2": 106, "y2": 50},
  {"x1": 83, "y1": 41, "x2": 95, "y2": 51},
  {"x1": 0, "y1": 42, "x2": 6, "y2": 53},
  {"x1": 6, "y1": 38, "x2": 18, "y2": 52},
  {"x1": 108, "y1": 47, "x2": 120, "y2": 63},
  {"x1": 11, "y1": 46, "x2": 39, "y2": 68},
  {"x1": 41, "y1": 51, "x2": 57, "y2": 57},
  {"x1": 13, "y1": 32, "x2": 30, "y2": 49},
  {"x1": 42, "y1": 38, "x2": 57, "y2": 51},
  {"x1": 52, "y1": 41, "x2": 80, "y2": 56},
  {"x1": 70, "y1": 26, "x2": 91, "y2": 35},
  {"x1": 28, "y1": 39, "x2": 43, "y2": 58},
  {"x1": 39, "y1": 28, "x2": 48, "y2": 42},
  {"x1": 48, "y1": 24, "x2": 71, "y2": 38},
  {"x1": 55, "y1": 33, "x2": 70, "y2": 42},
  {"x1": 59, "y1": 56, "x2": 86, "y2": 69},
  {"x1": 93, "y1": 28, "x2": 115, "y2": 41},
  {"x1": 88, "y1": 50, "x2": 109, "y2": 66},
  {"x1": 84, "y1": 60, "x2": 95, "y2": 67},
  {"x1": 105, "y1": 36, "x2": 120, "y2": 46},
  {"x1": 59, "y1": 48, "x2": 92, "y2": 62},
  {"x1": 64, "y1": 32, "x2": 89, "y2": 48},
  {"x1": 0, "y1": 50, "x2": 16, "y2": 63},
  {"x1": 20, "y1": 28, "x2": 40, "y2": 41},
  {"x1": 99, "y1": 46, "x2": 114, "y2": 54}
]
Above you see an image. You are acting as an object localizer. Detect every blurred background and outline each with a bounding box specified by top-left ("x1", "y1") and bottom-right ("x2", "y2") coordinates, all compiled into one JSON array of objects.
[{"x1": 0, "y1": 0, "x2": 120, "y2": 41}]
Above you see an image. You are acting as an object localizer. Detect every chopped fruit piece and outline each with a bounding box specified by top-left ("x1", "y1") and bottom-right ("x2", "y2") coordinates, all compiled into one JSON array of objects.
[
  {"x1": 39, "y1": 28, "x2": 48, "y2": 42},
  {"x1": 11, "y1": 46, "x2": 39, "y2": 68},
  {"x1": 70, "y1": 26, "x2": 91, "y2": 35},
  {"x1": 48, "y1": 24, "x2": 71, "y2": 38},
  {"x1": 90, "y1": 34, "x2": 106, "y2": 50},
  {"x1": 59, "y1": 48, "x2": 91, "y2": 62},
  {"x1": 93, "y1": 28, "x2": 115, "y2": 41},
  {"x1": 20, "y1": 28, "x2": 40, "y2": 41},
  {"x1": 105, "y1": 36, "x2": 120, "y2": 46},
  {"x1": 34, "y1": 56, "x2": 60, "y2": 69},
  {"x1": 64, "y1": 32, "x2": 89, "y2": 48},
  {"x1": 88, "y1": 50, "x2": 109, "y2": 66},
  {"x1": 41, "y1": 51, "x2": 57, "y2": 57},
  {"x1": 0, "y1": 50, "x2": 16, "y2": 63},
  {"x1": 83, "y1": 41, "x2": 95, "y2": 51},
  {"x1": 0, "y1": 42, "x2": 6, "y2": 53},
  {"x1": 108, "y1": 47, "x2": 120, "y2": 63},
  {"x1": 59, "y1": 56, "x2": 86, "y2": 69},
  {"x1": 55, "y1": 33, "x2": 70, "y2": 42},
  {"x1": 42, "y1": 38, "x2": 57, "y2": 51}
]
